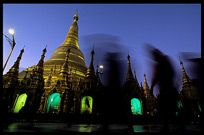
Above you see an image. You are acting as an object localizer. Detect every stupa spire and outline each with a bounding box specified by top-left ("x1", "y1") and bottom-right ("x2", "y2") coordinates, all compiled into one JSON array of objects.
[
  {"x1": 37, "y1": 46, "x2": 47, "y2": 69},
  {"x1": 28, "y1": 47, "x2": 47, "y2": 87},
  {"x1": 3, "y1": 47, "x2": 24, "y2": 86},
  {"x1": 8, "y1": 47, "x2": 24, "y2": 74},
  {"x1": 126, "y1": 54, "x2": 134, "y2": 81},
  {"x1": 63, "y1": 10, "x2": 79, "y2": 49},
  {"x1": 86, "y1": 48, "x2": 95, "y2": 77},
  {"x1": 179, "y1": 57, "x2": 191, "y2": 84},
  {"x1": 60, "y1": 48, "x2": 70, "y2": 76},
  {"x1": 144, "y1": 74, "x2": 149, "y2": 90}
]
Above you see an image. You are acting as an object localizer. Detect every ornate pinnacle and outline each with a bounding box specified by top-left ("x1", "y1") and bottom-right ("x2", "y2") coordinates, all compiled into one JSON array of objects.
[
  {"x1": 45, "y1": 68, "x2": 53, "y2": 87},
  {"x1": 37, "y1": 46, "x2": 47, "y2": 68},
  {"x1": 87, "y1": 48, "x2": 95, "y2": 77},
  {"x1": 179, "y1": 57, "x2": 191, "y2": 84},
  {"x1": 8, "y1": 47, "x2": 24, "y2": 73},
  {"x1": 126, "y1": 54, "x2": 134, "y2": 81},
  {"x1": 73, "y1": 10, "x2": 79, "y2": 22},
  {"x1": 144, "y1": 73, "x2": 149, "y2": 90},
  {"x1": 60, "y1": 48, "x2": 70, "y2": 75}
]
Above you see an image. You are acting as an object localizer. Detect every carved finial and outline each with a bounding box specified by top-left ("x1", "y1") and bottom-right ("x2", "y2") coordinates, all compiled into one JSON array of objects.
[
  {"x1": 127, "y1": 54, "x2": 130, "y2": 60},
  {"x1": 43, "y1": 45, "x2": 47, "y2": 53},
  {"x1": 73, "y1": 10, "x2": 79, "y2": 22},
  {"x1": 21, "y1": 46, "x2": 25, "y2": 53},
  {"x1": 91, "y1": 47, "x2": 95, "y2": 56}
]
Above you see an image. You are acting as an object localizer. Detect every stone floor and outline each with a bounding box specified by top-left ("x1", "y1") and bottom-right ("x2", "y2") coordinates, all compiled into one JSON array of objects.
[{"x1": 3, "y1": 122, "x2": 202, "y2": 134}]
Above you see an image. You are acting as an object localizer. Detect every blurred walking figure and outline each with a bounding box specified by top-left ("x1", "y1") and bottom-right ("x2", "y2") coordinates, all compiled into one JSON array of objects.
[
  {"x1": 146, "y1": 44, "x2": 179, "y2": 132},
  {"x1": 101, "y1": 52, "x2": 128, "y2": 131}
]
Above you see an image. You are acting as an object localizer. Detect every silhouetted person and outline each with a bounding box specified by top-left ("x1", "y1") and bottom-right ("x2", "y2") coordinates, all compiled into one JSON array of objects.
[
  {"x1": 101, "y1": 52, "x2": 127, "y2": 131},
  {"x1": 148, "y1": 46, "x2": 179, "y2": 132}
]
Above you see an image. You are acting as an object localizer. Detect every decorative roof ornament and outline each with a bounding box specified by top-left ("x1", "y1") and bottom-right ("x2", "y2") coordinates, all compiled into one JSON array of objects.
[{"x1": 73, "y1": 10, "x2": 79, "y2": 22}]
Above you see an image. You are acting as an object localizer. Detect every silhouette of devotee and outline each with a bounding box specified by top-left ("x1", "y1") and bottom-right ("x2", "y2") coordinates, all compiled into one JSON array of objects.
[
  {"x1": 146, "y1": 44, "x2": 179, "y2": 132},
  {"x1": 101, "y1": 52, "x2": 131, "y2": 131}
]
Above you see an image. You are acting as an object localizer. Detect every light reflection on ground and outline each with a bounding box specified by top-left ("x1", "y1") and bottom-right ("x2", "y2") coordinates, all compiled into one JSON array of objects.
[{"x1": 3, "y1": 122, "x2": 201, "y2": 133}]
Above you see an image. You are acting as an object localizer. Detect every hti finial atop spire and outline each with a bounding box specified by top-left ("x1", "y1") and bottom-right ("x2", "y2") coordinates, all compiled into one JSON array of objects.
[{"x1": 73, "y1": 10, "x2": 79, "y2": 22}]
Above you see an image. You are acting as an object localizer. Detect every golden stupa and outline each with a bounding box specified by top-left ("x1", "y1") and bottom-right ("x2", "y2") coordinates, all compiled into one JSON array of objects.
[{"x1": 18, "y1": 11, "x2": 87, "y2": 84}]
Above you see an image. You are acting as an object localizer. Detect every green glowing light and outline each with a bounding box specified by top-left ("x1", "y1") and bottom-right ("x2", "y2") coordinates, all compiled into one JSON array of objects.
[
  {"x1": 14, "y1": 93, "x2": 27, "y2": 113},
  {"x1": 131, "y1": 98, "x2": 142, "y2": 115},
  {"x1": 81, "y1": 96, "x2": 93, "y2": 114},
  {"x1": 47, "y1": 93, "x2": 61, "y2": 113},
  {"x1": 197, "y1": 102, "x2": 201, "y2": 112},
  {"x1": 177, "y1": 100, "x2": 183, "y2": 109}
]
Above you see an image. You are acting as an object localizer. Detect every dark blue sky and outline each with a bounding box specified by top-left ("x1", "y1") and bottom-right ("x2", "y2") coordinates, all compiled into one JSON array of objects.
[{"x1": 3, "y1": 4, "x2": 201, "y2": 94}]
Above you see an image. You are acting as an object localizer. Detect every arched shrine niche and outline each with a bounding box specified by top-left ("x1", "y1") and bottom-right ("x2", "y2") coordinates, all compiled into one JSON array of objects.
[
  {"x1": 47, "y1": 93, "x2": 61, "y2": 113},
  {"x1": 14, "y1": 93, "x2": 27, "y2": 113},
  {"x1": 131, "y1": 98, "x2": 142, "y2": 115},
  {"x1": 81, "y1": 96, "x2": 93, "y2": 114}
]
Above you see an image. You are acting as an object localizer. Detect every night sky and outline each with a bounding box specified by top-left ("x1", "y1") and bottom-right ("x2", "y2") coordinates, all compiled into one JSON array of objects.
[{"x1": 3, "y1": 4, "x2": 201, "y2": 95}]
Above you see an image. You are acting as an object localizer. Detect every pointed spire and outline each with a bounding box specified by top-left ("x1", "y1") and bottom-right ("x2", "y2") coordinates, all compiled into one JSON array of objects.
[
  {"x1": 45, "y1": 68, "x2": 53, "y2": 87},
  {"x1": 179, "y1": 57, "x2": 191, "y2": 84},
  {"x1": 60, "y1": 48, "x2": 70, "y2": 75},
  {"x1": 144, "y1": 74, "x2": 149, "y2": 90},
  {"x1": 126, "y1": 54, "x2": 134, "y2": 81},
  {"x1": 86, "y1": 48, "x2": 95, "y2": 77},
  {"x1": 143, "y1": 73, "x2": 152, "y2": 98},
  {"x1": 37, "y1": 46, "x2": 47, "y2": 68},
  {"x1": 7, "y1": 47, "x2": 24, "y2": 74},
  {"x1": 28, "y1": 47, "x2": 47, "y2": 87},
  {"x1": 56, "y1": 48, "x2": 71, "y2": 87},
  {"x1": 4, "y1": 47, "x2": 24, "y2": 87},
  {"x1": 63, "y1": 11, "x2": 80, "y2": 49}
]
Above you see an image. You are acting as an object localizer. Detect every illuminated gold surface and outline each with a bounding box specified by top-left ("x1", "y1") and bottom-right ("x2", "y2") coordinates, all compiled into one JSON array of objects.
[{"x1": 18, "y1": 11, "x2": 87, "y2": 87}]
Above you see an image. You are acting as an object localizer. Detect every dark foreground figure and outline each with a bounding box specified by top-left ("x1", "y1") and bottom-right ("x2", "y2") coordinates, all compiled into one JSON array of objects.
[{"x1": 147, "y1": 45, "x2": 186, "y2": 133}]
